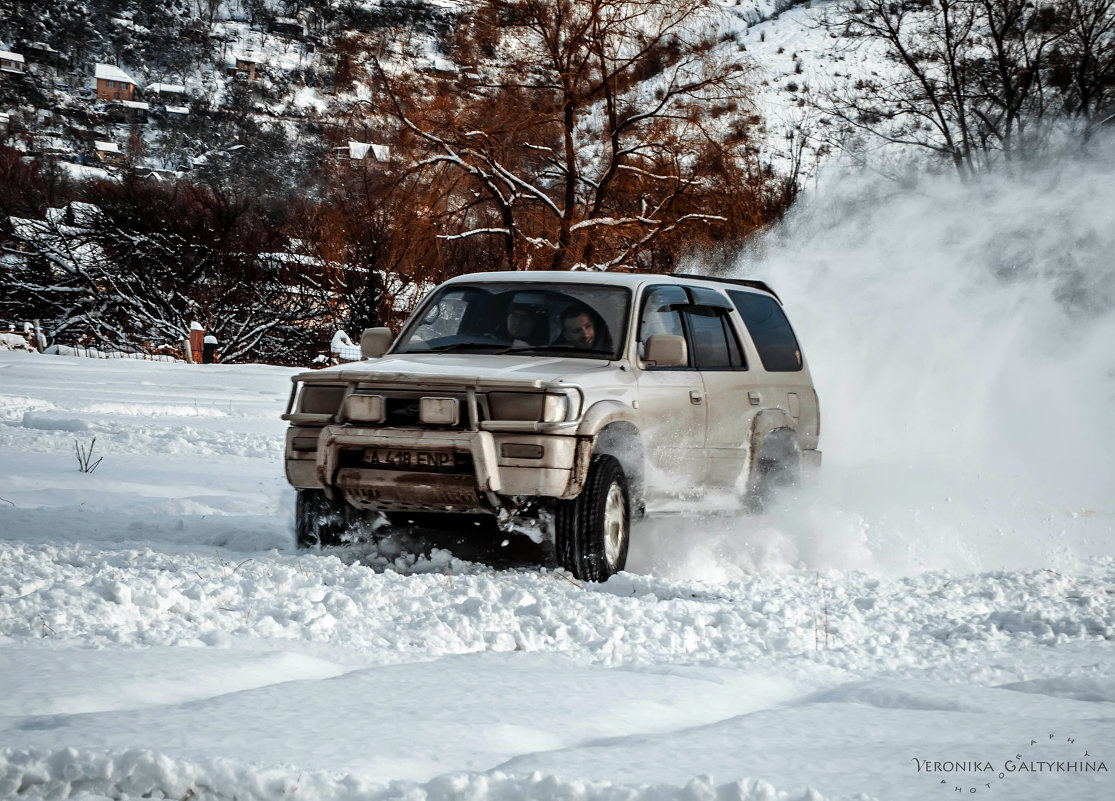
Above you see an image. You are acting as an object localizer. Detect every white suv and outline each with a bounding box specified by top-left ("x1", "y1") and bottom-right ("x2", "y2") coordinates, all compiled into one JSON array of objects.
[{"x1": 282, "y1": 271, "x2": 820, "y2": 580}]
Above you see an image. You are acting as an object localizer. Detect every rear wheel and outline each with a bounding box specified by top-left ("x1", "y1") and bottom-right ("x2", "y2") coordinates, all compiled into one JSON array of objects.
[
  {"x1": 295, "y1": 489, "x2": 351, "y2": 548},
  {"x1": 555, "y1": 454, "x2": 630, "y2": 581},
  {"x1": 746, "y1": 442, "x2": 801, "y2": 513}
]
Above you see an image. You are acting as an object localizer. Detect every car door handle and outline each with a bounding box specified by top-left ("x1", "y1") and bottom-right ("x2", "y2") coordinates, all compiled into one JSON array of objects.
[
  {"x1": 748, "y1": 391, "x2": 761, "y2": 405},
  {"x1": 690, "y1": 390, "x2": 703, "y2": 405}
]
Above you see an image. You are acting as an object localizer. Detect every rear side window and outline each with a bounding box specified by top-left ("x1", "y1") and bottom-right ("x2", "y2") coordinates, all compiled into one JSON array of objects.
[
  {"x1": 727, "y1": 290, "x2": 802, "y2": 372},
  {"x1": 685, "y1": 307, "x2": 745, "y2": 370}
]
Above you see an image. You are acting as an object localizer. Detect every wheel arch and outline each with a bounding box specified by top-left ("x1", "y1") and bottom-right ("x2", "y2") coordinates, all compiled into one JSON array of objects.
[
  {"x1": 566, "y1": 402, "x2": 644, "y2": 504},
  {"x1": 745, "y1": 410, "x2": 803, "y2": 508},
  {"x1": 748, "y1": 409, "x2": 802, "y2": 477}
]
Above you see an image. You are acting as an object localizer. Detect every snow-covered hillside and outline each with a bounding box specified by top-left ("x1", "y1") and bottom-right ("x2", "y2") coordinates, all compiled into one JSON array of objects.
[{"x1": 2, "y1": 136, "x2": 1115, "y2": 799}]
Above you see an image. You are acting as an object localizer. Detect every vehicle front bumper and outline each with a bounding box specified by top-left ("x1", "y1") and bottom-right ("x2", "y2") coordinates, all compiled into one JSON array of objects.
[{"x1": 287, "y1": 425, "x2": 584, "y2": 513}]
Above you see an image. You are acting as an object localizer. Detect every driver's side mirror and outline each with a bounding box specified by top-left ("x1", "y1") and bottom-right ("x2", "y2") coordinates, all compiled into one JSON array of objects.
[
  {"x1": 643, "y1": 334, "x2": 687, "y2": 368},
  {"x1": 360, "y1": 327, "x2": 393, "y2": 359}
]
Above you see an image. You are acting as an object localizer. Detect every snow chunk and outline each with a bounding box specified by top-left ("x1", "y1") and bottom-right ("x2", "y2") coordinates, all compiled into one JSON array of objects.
[{"x1": 20, "y1": 412, "x2": 91, "y2": 432}]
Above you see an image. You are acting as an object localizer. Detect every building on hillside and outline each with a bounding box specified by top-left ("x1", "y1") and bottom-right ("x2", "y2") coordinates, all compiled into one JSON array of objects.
[
  {"x1": 233, "y1": 57, "x2": 257, "y2": 80},
  {"x1": 166, "y1": 105, "x2": 189, "y2": 120},
  {"x1": 426, "y1": 57, "x2": 458, "y2": 78},
  {"x1": 119, "y1": 100, "x2": 149, "y2": 123},
  {"x1": 147, "y1": 82, "x2": 186, "y2": 101},
  {"x1": 140, "y1": 169, "x2": 179, "y2": 183},
  {"x1": 335, "y1": 141, "x2": 390, "y2": 169},
  {"x1": 271, "y1": 17, "x2": 305, "y2": 39},
  {"x1": 0, "y1": 51, "x2": 26, "y2": 74},
  {"x1": 95, "y1": 63, "x2": 138, "y2": 101},
  {"x1": 94, "y1": 140, "x2": 125, "y2": 167},
  {"x1": 26, "y1": 41, "x2": 64, "y2": 67}
]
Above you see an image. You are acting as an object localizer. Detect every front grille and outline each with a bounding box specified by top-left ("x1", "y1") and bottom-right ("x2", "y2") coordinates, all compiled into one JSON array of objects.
[
  {"x1": 385, "y1": 397, "x2": 423, "y2": 426},
  {"x1": 349, "y1": 390, "x2": 485, "y2": 429}
]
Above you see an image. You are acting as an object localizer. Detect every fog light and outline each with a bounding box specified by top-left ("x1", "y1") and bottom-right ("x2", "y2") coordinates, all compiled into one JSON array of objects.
[
  {"x1": 420, "y1": 397, "x2": 459, "y2": 425},
  {"x1": 501, "y1": 443, "x2": 544, "y2": 459},
  {"x1": 345, "y1": 394, "x2": 385, "y2": 422}
]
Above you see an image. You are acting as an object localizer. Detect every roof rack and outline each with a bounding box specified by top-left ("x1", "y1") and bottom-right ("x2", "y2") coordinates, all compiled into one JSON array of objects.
[{"x1": 670, "y1": 273, "x2": 782, "y2": 305}]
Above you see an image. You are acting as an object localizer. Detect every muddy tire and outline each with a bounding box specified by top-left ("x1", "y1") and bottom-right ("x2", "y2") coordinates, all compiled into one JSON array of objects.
[
  {"x1": 295, "y1": 489, "x2": 351, "y2": 548},
  {"x1": 555, "y1": 454, "x2": 630, "y2": 581},
  {"x1": 746, "y1": 452, "x2": 800, "y2": 513}
]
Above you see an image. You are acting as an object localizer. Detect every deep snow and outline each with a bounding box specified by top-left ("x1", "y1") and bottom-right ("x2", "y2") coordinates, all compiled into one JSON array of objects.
[{"x1": 3, "y1": 148, "x2": 1115, "y2": 800}]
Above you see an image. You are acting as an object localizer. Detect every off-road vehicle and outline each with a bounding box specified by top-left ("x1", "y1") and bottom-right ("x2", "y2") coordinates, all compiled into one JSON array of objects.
[{"x1": 282, "y1": 271, "x2": 820, "y2": 580}]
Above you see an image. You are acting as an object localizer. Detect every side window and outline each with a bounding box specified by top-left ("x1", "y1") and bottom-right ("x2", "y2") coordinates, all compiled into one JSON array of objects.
[
  {"x1": 638, "y1": 285, "x2": 689, "y2": 367},
  {"x1": 684, "y1": 307, "x2": 745, "y2": 370},
  {"x1": 727, "y1": 290, "x2": 802, "y2": 372}
]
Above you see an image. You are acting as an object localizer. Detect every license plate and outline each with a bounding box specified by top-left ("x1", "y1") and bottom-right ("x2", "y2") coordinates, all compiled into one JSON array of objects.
[{"x1": 362, "y1": 448, "x2": 457, "y2": 471}]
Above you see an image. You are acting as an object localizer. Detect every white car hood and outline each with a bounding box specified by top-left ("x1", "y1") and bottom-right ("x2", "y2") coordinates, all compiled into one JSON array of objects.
[{"x1": 305, "y1": 353, "x2": 623, "y2": 390}]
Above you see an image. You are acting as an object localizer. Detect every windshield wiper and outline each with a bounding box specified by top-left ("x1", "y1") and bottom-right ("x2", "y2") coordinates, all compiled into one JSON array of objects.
[
  {"x1": 497, "y1": 345, "x2": 608, "y2": 356},
  {"x1": 421, "y1": 342, "x2": 512, "y2": 353}
]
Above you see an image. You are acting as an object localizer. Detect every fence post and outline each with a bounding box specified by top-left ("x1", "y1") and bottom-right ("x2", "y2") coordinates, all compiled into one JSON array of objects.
[
  {"x1": 189, "y1": 321, "x2": 204, "y2": 363},
  {"x1": 32, "y1": 319, "x2": 46, "y2": 351}
]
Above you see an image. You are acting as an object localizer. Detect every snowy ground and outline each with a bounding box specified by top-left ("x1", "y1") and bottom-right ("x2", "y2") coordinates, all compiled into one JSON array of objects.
[
  {"x1": 1, "y1": 352, "x2": 1112, "y2": 800},
  {"x1": 3, "y1": 149, "x2": 1115, "y2": 799}
]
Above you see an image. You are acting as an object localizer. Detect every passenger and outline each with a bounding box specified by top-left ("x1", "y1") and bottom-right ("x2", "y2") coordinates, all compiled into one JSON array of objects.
[{"x1": 557, "y1": 303, "x2": 608, "y2": 350}]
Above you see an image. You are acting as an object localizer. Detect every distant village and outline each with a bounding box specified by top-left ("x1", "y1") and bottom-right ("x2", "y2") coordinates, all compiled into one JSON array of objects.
[{"x1": 0, "y1": 10, "x2": 400, "y2": 181}]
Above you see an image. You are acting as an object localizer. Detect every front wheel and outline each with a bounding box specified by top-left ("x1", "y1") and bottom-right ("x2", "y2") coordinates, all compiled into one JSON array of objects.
[
  {"x1": 555, "y1": 454, "x2": 630, "y2": 581},
  {"x1": 295, "y1": 489, "x2": 351, "y2": 548}
]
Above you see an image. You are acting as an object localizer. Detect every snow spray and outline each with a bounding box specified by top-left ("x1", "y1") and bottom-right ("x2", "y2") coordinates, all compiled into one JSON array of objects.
[{"x1": 629, "y1": 137, "x2": 1115, "y2": 579}]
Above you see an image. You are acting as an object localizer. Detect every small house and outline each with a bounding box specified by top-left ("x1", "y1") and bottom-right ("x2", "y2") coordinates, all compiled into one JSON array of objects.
[
  {"x1": 147, "y1": 82, "x2": 186, "y2": 101},
  {"x1": 94, "y1": 140, "x2": 125, "y2": 167},
  {"x1": 0, "y1": 51, "x2": 26, "y2": 74},
  {"x1": 120, "y1": 99, "x2": 149, "y2": 123},
  {"x1": 95, "y1": 63, "x2": 139, "y2": 101},
  {"x1": 427, "y1": 57, "x2": 458, "y2": 78},
  {"x1": 27, "y1": 41, "x2": 66, "y2": 68},
  {"x1": 271, "y1": 17, "x2": 305, "y2": 39},
  {"x1": 233, "y1": 57, "x2": 257, "y2": 81},
  {"x1": 336, "y1": 141, "x2": 391, "y2": 169}
]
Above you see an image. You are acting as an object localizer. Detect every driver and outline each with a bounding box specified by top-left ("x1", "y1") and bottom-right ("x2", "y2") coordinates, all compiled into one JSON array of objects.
[{"x1": 502, "y1": 293, "x2": 549, "y2": 347}]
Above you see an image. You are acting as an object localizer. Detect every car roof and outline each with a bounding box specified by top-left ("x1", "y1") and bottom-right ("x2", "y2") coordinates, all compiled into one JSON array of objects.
[{"x1": 444, "y1": 271, "x2": 782, "y2": 304}]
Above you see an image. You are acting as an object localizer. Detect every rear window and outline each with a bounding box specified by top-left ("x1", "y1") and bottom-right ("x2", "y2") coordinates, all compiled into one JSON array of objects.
[{"x1": 727, "y1": 290, "x2": 802, "y2": 372}]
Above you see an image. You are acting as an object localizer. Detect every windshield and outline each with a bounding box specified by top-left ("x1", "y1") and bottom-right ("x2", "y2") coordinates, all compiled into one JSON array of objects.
[{"x1": 393, "y1": 282, "x2": 631, "y2": 360}]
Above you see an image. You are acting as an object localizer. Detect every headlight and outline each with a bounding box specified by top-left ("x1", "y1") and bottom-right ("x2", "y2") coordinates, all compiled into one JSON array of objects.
[
  {"x1": 488, "y1": 391, "x2": 578, "y2": 423},
  {"x1": 345, "y1": 394, "x2": 385, "y2": 422},
  {"x1": 419, "y1": 397, "x2": 459, "y2": 425},
  {"x1": 541, "y1": 393, "x2": 568, "y2": 423},
  {"x1": 298, "y1": 384, "x2": 345, "y2": 415}
]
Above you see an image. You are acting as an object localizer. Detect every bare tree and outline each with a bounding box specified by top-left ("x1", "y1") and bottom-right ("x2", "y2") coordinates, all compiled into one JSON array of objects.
[
  {"x1": 1049, "y1": 0, "x2": 1115, "y2": 134},
  {"x1": 819, "y1": 0, "x2": 1115, "y2": 174},
  {"x1": 1, "y1": 178, "x2": 333, "y2": 364},
  {"x1": 365, "y1": 0, "x2": 783, "y2": 272}
]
